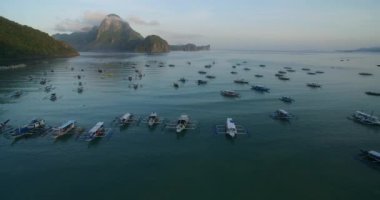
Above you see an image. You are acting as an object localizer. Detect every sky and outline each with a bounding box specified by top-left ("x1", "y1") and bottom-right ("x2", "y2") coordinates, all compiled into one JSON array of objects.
[{"x1": 0, "y1": 0, "x2": 379, "y2": 50}]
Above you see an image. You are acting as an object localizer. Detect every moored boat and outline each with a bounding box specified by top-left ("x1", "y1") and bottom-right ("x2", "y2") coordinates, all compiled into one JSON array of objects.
[
  {"x1": 220, "y1": 90, "x2": 240, "y2": 97},
  {"x1": 271, "y1": 109, "x2": 293, "y2": 120},
  {"x1": 350, "y1": 111, "x2": 380, "y2": 126},
  {"x1": 234, "y1": 79, "x2": 249, "y2": 84},
  {"x1": 86, "y1": 122, "x2": 106, "y2": 141},
  {"x1": 12, "y1": 118, "x2": 46, "y2": 138},
  {"x1": 251, "y1": 85, "x2": 270, "y2": 92},
  {"x1": 176, "y1": 115, "x2": 190, "y2": 133},
  {"x1": 307, "y1": 83, "x2": 321, "y2": 88},
  {"x1": 365, "y1": 91, "x2": 380, "y2": 96},
  {"x1": 279, "y1": 96, "x2": 294, "y2": 103},
  {"x1": 53, "y1": 120, "x2": 76, "y2": 139}
]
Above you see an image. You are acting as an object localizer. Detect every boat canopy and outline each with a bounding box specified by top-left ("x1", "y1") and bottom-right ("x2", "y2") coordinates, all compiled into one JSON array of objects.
[
  {"x1": 57, "y1": 120, "x2": 75, "y2": 129},
  {"x1": 368, "y1": 151, "x2": 380, "y2": 160},
  {"x1": 89, "y1": 122, "x2": 104, "y2": 134},
  {"x1": 227, "y1": 118, "x2": 236, "y2": 129},
  {"x1": 121, "y1": 113, "x2": 131, "y2": 120}
]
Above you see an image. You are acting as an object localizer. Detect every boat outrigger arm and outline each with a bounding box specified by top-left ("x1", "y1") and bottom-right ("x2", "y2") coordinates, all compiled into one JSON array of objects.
[{"x1": 0, "y1": 119, "x2": 10, "y2": 129}]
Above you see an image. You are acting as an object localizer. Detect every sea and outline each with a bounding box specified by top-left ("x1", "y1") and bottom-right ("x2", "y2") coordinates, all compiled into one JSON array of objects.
[{"x1": 0, "y1": 50, "x2": 379, "y2": 200}]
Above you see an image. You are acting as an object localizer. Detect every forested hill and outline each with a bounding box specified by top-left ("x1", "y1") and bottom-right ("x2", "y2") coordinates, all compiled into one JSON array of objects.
[{"x1": 0, "y1": 16, "x2": 78, "y2": 64}]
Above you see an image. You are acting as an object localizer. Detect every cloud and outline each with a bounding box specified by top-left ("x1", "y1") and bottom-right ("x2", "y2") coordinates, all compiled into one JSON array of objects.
[
  {"x1": 127, "y1": 16, "x2": 159, "y2": 26},
  {"x1": 54, "y1": 11, "x2": 107, "y2": 32}
]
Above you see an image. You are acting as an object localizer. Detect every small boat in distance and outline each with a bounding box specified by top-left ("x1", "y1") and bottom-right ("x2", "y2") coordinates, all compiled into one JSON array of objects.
[
  {"x1": 280, "y1": 96, "x2": 294, "y2": 103},
  {"x1": 206, "y1": 75, "x2": 216, "y2": 79},
  {"x1": 254, "y1": 74, "x2": 263, "y2": 78},
  {"x1": 53, "y1": 120, "x2": 76, "y2": 139},
  {"x1": 251, "y1": 85, "x2": 270, "y2": 92},
  {"x1": 220, "y1": 90, "x2": 240, "y2": 97},
  {"x1": 359, "y1": 72, "x2": 373, "y2": 76},
  {"x1": 302, "y1": 68, "x2": 310, "y2": 71},
  {"x1": 231, "y1": 71, "x2": 237, "y2": 74},
  {"x1": 307, "y1": 83, "x2": 321, "y2": 88},
  {"x1": 365, "y1": 91, "x2": 380, "y2": 96},
  {"x1": 198, "y1": 70, "x2": 207, "y2": 74},
  {"x1": 179, "y1": 78, "x2": 187, "y2": 83},
  {"x1": 173, "y1": 82, "x2": 179, "y2": 88},
  {"x1": 77, "y1": 86, "x2": 84, "y2": 93},
  {"x1": 234, "y1": 79, "x2": 249, "y2": 84},
  {"x1": 271, "y1": 109, "x2": 293, "y2": 121},
  {"x1": 259, "y1": 64, "x2": 266, "y2": 67},
  {"x1": 315, "y1": 71, "x2": 324, "y2": 74},
  {"x1": 50, "y1": 93, "x2": 57, "y2": 101},
  {"x1": 278, "y1": 76, "x2": 290, "y2": 81},
  {"x1": 197, "y1": 80, "x2": 207, "y2": 85},
  {"x1": 349, "y1": 111, "x2": 380, "y2": 126}
]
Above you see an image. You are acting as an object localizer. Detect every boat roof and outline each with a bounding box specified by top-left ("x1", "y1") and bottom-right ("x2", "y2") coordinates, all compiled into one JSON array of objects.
[
  {"x1": 89, "y1": 122, "x2": 104, "y2": 133},
  {"x1": 179, "y1": 114, "x2": 189, "y2": 121},
  {"x1": 368, "y1": 150, "x2": 380, "y2": 159},
  {"x1": 278, "y1": 109, "x2": 289, "y2": 114},
  {"x1": 150, "y1": 112, "x2": 158, "y2": 117},
  {"x1": 227, "y1": 118, "x2": 236, "y2": 129},
  {"x1": 57, "y1": 120, "x2": 75, "y2": 129},
  {"x1": 121, "y1": 113, "x2": 131, "y2": 120}
]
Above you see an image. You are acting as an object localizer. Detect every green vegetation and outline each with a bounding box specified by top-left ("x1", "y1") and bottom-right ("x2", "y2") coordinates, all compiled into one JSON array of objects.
[
  {"x1": 0, "y1": 16, "x2": 78, "y2": 63},
  {"x1": 135, "y1": 35, "x2": 169, "y2": 53}
]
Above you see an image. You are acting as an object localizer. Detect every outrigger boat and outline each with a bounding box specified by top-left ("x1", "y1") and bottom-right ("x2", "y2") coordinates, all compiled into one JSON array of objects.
[
  {"x1": 251, "y1": 85, "x2": 270, "y2": 92},
  {"x1": 173, "y1": 82, "x2": 179, "y2": 88},
  {"x1": 230, "y1": 71, "x2": 237, "y2": 74},
  {"x1": 86, "y1": 122, "x2": 106, "y2": 141},
  {"x1": 278, "y1": 76, "x2": 290, "y2": 81},
  {"x1": 197, "y1": 80, "x2": 207, "y2": 85},
  {"x1": 359, "y1": 72, "x2": 373, "y2": 76},
  {"x1": 52, "y1": 120, "x2": 76, "y2": 139},
  {"x1": 12, "y1": 118, "x2": 46, "y2": 138},
  {"x1": 142, "y1": 112, "x2": 161, "y2": 127},
  {"x1": 271, "y1": 109, "x2": 293, "y2": 121},
  {"x1": 198, "y1": 70, "x2": 207, "y2": 74},
  {"x1": 164, "y1": 114, "x2": 197, "y2": 133},
  {"x1": 279, "y1": 96, "x2": 294, "y2": 103},
  {"x1": 365, "y1": 91, "x2": 380, "y2": 96},
  {"x1": 50, "y1": 93, "x2": 57, "y2": 101},
  {"x1": 206, "y1": 75, "x2": 216, "y2": 79},
  {"x1": 306, "y1": 83, "x2": 321, "y2": 88},
  {"x1": 11, "y1": 90, "x2": 23, "y2": 98},
  {"x1": 179, "y1": 77, "x2": 187, "y2": 83},
  {"x1": 360, "y1": 150, "x2": 380, "y2": 163},
  {"x1": 215, "y1": 118, "x2": 248, "y2": 138},
  {"x1": 119, "y1": 113, "x2": 140, "y2": 126},
  {"x1": 77, "y1": 86, "x2": 84, "y2": 93},
  {"x1": 234, "y1": 79, "x2": 249, "y2": 84},
  {"x1": 349, "y1": 111, "x2": 380, "y2": 126},
  {"x1": 254, "y1": 74, "x2": 263, "y2": 78},
  {"x1": 220, "y1": 90, "x2": 240, "y2": 97}
]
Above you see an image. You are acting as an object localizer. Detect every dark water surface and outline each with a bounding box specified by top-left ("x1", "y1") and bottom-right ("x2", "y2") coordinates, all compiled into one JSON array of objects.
[{"x1": 0, "y1": 51, "x2": 380, "y2": 200}]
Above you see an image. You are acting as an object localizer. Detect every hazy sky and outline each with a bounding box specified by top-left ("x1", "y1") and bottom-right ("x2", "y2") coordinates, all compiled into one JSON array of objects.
[{"x1": 0, "y1": 0, "x2": 379, "y2": 50}]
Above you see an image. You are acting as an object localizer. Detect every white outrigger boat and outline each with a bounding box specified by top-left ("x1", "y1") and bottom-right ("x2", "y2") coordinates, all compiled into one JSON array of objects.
[
  {"x1": 118, "y1": 112, "x2": 140, "y2": 126},
  {"x1": 52, "y1": 120, "x2": 76, "y2": 139},
  {"x1": 349, "y1": 111, "x2": 380, "y2": 126},
  {"x1": 215, "y1": 118, "x2": 248, "y2": 138},
  {"x1": 86, "y1": 122, "x2": 107, "y2": 141},
  {"x1": 142, "y1": 112, "x2": 161, "y2": 127},
  {"x1": 164, "y1": 114, "x2": 197, "y2": 133}
]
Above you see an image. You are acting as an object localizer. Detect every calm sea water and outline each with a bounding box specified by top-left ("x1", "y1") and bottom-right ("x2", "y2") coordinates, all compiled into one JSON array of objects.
[{"x1": 0, "y1": 51, "x2": 379, "y2": 200}]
